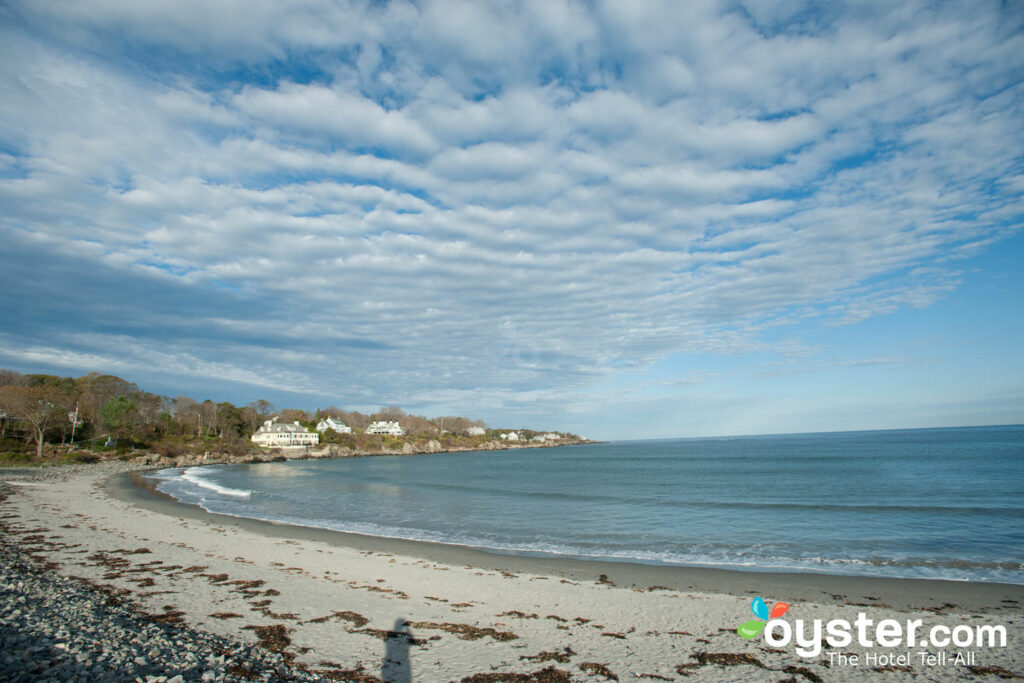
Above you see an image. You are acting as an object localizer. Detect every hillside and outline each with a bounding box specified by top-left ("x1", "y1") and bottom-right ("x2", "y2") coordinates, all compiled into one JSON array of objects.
[{"x1": 0, "y1": 369, "x2": 589, "y2": 465}]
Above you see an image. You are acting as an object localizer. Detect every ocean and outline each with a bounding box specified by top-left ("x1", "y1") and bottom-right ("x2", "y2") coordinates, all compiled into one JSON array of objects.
[{"x1": 147, "y1": 425, "x2": 1024, "y2": 583}]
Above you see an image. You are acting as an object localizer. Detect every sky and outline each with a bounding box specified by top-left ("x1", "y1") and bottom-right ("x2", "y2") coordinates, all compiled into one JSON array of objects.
[{"x1": 0, "y1": 1, "x2": 1022, "y2": 440}]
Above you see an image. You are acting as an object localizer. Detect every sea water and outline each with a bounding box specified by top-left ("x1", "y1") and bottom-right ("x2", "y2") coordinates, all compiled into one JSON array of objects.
[{"x1": 148, "y1": 425, "x2": 1024, "y2": 583}]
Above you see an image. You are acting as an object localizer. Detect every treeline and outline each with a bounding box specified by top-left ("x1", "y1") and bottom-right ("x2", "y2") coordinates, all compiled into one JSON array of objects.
[{"x1": 0, "y1": 369, "x2": 497, "y2": 459}]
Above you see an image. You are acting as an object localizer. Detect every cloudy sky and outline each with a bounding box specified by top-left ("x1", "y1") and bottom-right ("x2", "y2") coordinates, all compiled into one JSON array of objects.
[{"x1": 1, "y1": 1, "x2": 1022, "y2": 439}]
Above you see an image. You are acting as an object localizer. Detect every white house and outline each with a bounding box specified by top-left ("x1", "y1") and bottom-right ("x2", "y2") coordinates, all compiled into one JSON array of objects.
[
  {"x1": 466, "y1": 426, "x2": 486, "y2": 436},
  {"x1": 366, "y1": 420, "x2": 404, "y2": 436},
  {"x1": 252, "y1": 418, "x2": 320, "y2": 447},
  {"x1": 315, "y1": 416, "x2": 352, "y2": 434},
  {"x1": 500, "y1": 431, "x2": 520, "y2": 441}
]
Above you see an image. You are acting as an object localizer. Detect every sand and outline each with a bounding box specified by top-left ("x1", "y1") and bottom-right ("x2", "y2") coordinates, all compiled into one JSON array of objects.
[{"x1": 1, "y1": 462, "x2": 1021, "y2": 682}]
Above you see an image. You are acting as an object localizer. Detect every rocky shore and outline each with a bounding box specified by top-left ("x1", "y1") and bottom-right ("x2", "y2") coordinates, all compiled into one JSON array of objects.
[
  {"x1": 1, "y1": 473, "x2": 325, "y2": 683},
  {"x1": 129, "y1": 436, "x2": 595, "y2": 470}
]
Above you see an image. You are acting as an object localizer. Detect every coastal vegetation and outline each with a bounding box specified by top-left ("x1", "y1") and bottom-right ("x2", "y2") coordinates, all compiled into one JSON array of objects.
[{"x1": 0, "y1": 369, "x2": 583, "y2": 464}]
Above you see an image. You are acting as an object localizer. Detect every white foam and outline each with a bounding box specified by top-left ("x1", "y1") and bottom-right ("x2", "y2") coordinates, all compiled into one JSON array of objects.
[{"x1": 180, "y1": 467, "x2": 252, "y2": 498}]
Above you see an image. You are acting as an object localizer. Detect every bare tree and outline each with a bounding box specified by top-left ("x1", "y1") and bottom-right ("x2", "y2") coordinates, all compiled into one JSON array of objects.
[
  {"x1": 278, "y1": 408, "x2": 309, "y2": 423},
  {"x1": 338, "y1": 410, "x2": 370, "y2": 431},
  {"x1": 0, "y1": 369, "x2": 26, "y2": 387},
  {"x1": 379, "y1": 406, "x2": 406, "y2": 418},
  {"x1": 76, "y1": 373, "x2": 138, "y2": 427},
  {"x1": 433, "y1": 416, "x2": 482, "y2": 434},
  {"x1": 171, "y1": 396, "x2": 199, "y2": 436},
  {"x1": 0, "y1": 385, "x2": 70, "y2": 458},
  {"x1": 241, "y1": 405, "x2": 260, "y2": 433},
  {"x1": 252, "y1": 399, "x2": 274, "y2": 421},
  {"x1": 201, "y1": 400, "x2": 218, "y2": 437}
]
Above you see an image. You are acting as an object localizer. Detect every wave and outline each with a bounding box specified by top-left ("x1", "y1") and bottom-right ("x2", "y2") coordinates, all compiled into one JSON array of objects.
[
  {"x1": 177, "y1": 467, "x2": 252, "y2": 498},
  {"x1": 142, "y1": 486, "x2": 1024, "y2": 584},
  {"x1": 362, "y1": 480, "x2": 1024, "y2": 516}
]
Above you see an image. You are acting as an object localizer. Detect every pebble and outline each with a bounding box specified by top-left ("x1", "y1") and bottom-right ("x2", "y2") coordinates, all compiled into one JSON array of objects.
[{"x1": 0, "y1": 475, "x2": 327, "y2": 682}]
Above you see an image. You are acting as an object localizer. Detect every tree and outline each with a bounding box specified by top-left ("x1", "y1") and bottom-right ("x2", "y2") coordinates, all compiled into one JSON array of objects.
[
  {"x1": 379, "y1": 406, "x2": 406, "y2": 418},
  {"x1": 241, "y1": 405, "x2": 260, "y2": 434},
  {"x1": 336, "y1": 410, "x2": 370, "y2": 431},
  {"x1": 200, "y1": 400, "x2": 218, "y2": 437},
  {"x1": 434, "y1": 416, "x2": 472, "y2": 434},
  {"x1": 100, "y1": 395, "x2": 138, "y2": 440},
  {"x1": 77, "y1": 373, "x2": 138, "y2": 429},
  {"x1": 133, "y1": 392, "x2": 167, "y2": 441},
  {"x1": 0, "y1": 385, "x2": 70, "y2": 458},
  {"x1": 216, "y1": 402, "x2": 245, "y2": 438},
  {"x1": 25, "y1": 374, "x2": 77, "y2": 392},
  {"x1": 0, "y1": 369, "x2": 26, "y2": 387},
  {"x1": 278, "y1": 408, "x2": 309, "y2": 423},
  {"x1": 246, "y1": 400, "x2": 275, "y2": 431},
  {"x1": 171, "y1": 396, "x2": 199, "y2": 437}
]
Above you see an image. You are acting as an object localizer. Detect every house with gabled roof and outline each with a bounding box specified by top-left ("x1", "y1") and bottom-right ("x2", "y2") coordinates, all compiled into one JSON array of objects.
[
  {"x1": 316, "y1": 416, "x2": 351, "y2": 434},
  {"x1": 252, "y1": 418, "x2": 319, "y2": 447}
]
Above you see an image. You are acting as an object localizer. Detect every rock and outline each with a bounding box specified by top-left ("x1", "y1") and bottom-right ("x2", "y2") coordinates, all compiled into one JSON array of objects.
[{"x1": 0, "y1": 503, "x2": 324, "y2": 683}]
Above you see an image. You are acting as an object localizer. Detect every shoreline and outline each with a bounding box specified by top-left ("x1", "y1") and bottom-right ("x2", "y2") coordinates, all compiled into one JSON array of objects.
[
  {"x1": 124, "y1": 437, "x2": 601, "y2": 472},
  {"x1": 121, "y1": 468, "x2": 1024, "y2": 612},
  {"x1": 2, "y1": 461, "x2": 1022, "y2": 681}
]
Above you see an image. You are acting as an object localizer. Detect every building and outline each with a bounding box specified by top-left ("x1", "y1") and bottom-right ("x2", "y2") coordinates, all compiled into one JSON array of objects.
[
  {"x1": 315, "y1": 417, "x2": 352, "y2": 434},
  {"x1": 251, "y1": 418, "x2": 320, "y2": 447},
  {"x1": 500, "y1": 431, "x2": 520, "y2": 441},
  {"x1": 366, "y1": 420, "x2": 404, "y2": 436},
  {"x1": 466, "y1": 426, "x2": 486, "y2": 436}
]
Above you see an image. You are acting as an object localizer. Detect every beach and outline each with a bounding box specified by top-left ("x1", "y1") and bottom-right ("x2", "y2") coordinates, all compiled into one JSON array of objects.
[{"x1": 1, "y1": 462, "x2": 1022, "y2": 682}]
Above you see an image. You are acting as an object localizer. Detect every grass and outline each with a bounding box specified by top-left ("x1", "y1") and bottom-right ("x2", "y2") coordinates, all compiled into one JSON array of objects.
[{"x1": 0, "y1": 450, "x2": 104, "y2": 467}]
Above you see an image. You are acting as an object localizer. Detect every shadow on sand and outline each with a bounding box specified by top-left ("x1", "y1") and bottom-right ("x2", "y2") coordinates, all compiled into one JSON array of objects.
[{"x1": 382, "y1": 617, "x2": 413, "y2": 683}]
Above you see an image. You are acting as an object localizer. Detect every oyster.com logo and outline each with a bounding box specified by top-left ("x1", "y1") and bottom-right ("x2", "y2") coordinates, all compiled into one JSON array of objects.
[
  {"x1": 737, "y1": 596, "x2": 789, "y2": 639},
  {"x1": 734, "y1": 595, "x2": 1008, "y2": 664}
]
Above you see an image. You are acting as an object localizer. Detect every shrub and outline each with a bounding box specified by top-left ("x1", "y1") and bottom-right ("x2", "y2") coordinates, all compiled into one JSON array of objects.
[
  {"x1": 0, "y1": 451, "x2": 34, "y2": 466},
  {"x1": 152, "y1": 440, "x2": 184, "y2": 458}
]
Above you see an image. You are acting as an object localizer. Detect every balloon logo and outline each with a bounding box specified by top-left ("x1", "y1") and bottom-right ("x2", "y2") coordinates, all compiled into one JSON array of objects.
[{"x1": 736, "y1": 596, "x2": 789, "y2": 639}]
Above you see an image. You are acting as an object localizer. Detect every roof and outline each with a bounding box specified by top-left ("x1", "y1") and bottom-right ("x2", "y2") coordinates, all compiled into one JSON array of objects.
[{"x1": 257, "y1": 420, "x2": 312, "y2": 434}]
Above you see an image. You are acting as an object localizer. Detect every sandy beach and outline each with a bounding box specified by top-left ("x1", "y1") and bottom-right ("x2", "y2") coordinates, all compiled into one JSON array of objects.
[{"x1": 1, "y1": 462, "x2": 1021, "y2": 682}]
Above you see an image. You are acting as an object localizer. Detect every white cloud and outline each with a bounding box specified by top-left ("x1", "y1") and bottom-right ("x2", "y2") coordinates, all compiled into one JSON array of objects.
[
  {"x1": 0, "y1": 0, "x2": 1021, "y2": 434},
  {"x1": 234, "y1": 83, "x2": 438, "y2": 157}
]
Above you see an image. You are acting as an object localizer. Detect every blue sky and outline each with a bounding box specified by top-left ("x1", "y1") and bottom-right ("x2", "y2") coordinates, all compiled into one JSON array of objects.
[{"x1": 0, "y1": 0, "x2": 1021, "y2": 439}]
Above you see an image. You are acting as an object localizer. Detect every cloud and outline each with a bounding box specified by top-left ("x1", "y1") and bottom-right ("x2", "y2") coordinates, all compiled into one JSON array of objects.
[
  {"x1": 234, "y1": 82, "x2": 439, "y2": 157},
  {"x1": 0, "y1": 0, "x2": 1021, "y2": 434}
]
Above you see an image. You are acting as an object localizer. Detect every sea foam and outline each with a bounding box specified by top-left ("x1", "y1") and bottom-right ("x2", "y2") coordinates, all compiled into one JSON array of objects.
[{"x1": 179, "y1": 467, "x2": 252, "y2": 498}]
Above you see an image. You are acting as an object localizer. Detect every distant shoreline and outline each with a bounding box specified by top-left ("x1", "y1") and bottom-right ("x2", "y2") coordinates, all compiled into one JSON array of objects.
[{"x1": 115, "y1": 435, "x2": 600, "y2": 472}]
